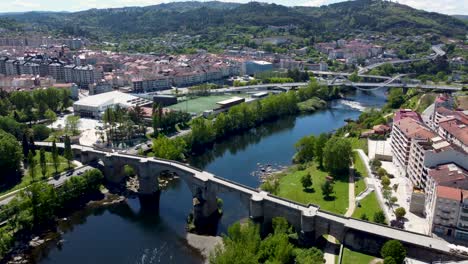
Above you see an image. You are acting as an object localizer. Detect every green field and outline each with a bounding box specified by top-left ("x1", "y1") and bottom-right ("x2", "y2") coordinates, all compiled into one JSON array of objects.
[
  {"x1": 276, "y1": 164, "x2": 349, "y2": 215},
  {"x1": 168, "y1": 95, "x2": 246, "y2": 114},
  {"x1": 352, "y1": 192, "x2": 382, "y2": 221},
  {"x1": 353, "y1": 151, "x2": 368, "y2": 197},
  {"x1": 341, "y1": 247, "x2": 377, "y2": 264},
  {"x1": 0, "y1": 152, "x2": 72, "y2": 196}
]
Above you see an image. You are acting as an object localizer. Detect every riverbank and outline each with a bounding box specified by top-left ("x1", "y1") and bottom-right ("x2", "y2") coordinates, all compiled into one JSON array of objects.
[
  {"x1": 186, "y1": 233, "x2": 223, "y2": 264},
  {"x1": 3, "y1": 188, "x2": 127, "y2": 264}
]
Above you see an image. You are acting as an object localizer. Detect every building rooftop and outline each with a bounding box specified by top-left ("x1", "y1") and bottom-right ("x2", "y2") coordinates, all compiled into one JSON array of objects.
[
  {"x1": 73, "y1": 91, "x2": 151, "y2": 108},
  {"x1": 394, "y1": 109, "x2": 422, "y2": 123},
  {"x1": 437, "y1": 186, "x2": 463, "y2": 201},
  {"x1": 430, "y1": 163, "x2": 468, "y2": 187},
  {"x1": 216, "y1": 96, "x2": 245, "y2": 106},
  {"x1": 394, "y1": 117, "x2": 436, "y2": 140},
  {"x1": 439, "y1": 116, "x2": 468, "y2": 146}
]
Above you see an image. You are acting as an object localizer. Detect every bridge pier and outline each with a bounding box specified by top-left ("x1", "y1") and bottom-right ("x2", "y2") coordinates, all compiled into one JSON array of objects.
[
  {"x1": 138, "y1": 160, "x2": 159, "y2": 195},
  {"x1": 191, "y1": 182, "x2": 220, "y2": 234},
  {"x1": 298, "y1": 207, "x2": 317, "y2": 246}
]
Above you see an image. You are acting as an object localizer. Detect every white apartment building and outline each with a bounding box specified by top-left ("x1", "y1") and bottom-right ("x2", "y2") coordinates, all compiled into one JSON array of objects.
[{"x1": 390, "y1": 115, "x2": 435, "y2": 176}]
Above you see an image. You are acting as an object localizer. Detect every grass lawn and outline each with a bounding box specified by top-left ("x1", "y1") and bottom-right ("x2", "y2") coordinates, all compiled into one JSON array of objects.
[
  {"x1": 168, "y1": 95, "x2": 246, "y2": 114},
  {"x1": 0, "y1": 152, "x2": 72, "y2": 196},
  {"x1": 276, "y1": 164, "x2": 349, "y2": 215},
  {"x1": 348, "y1": 137, "x2": 367, "y2": 153},
  {"x1": 352, "y1": 192, "x2": 382, "y2": 221},
  {"x1": 353, "y1": 152, "x2": 368, "y2": 197},
  {"x1": 341, "y1": 247, "x2": 377, "y2": 264}
]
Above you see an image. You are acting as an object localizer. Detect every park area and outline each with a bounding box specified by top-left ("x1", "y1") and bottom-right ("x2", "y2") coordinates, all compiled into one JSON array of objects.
[
  {"x1": 341, "y1": 247, "x2": 378, "y2": 264},
  {"x1": 0, "y1": 151, "x2": 72, "y2": 196},
  {"x1": 276, "y1": 163, "x2": 349, "y2": 215},
  {"x1": 167, "y1": 95, "x2": 246, "y2": 114}
]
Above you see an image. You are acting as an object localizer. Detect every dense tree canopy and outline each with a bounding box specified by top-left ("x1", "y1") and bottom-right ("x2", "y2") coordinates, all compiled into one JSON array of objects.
[
  {"x1": 0, "y1": 129, "x2": 23, "y2": 181},
  {"x1": 323, "y1": 137, "x2": 353, "y2": 175}
]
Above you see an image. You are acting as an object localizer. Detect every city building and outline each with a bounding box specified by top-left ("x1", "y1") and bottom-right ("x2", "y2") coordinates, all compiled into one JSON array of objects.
[
  {"x1": 73, "y1": 91, "x2": 152, "y2": 118},
  {"x1": 242, "y1": 60, "x2": 273, "y2": 75}
]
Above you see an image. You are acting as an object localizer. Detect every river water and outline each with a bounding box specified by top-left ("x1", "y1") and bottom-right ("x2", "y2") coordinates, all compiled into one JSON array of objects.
[{"x1": 34, "y1": 90, "x2": 387, "y2": 264}]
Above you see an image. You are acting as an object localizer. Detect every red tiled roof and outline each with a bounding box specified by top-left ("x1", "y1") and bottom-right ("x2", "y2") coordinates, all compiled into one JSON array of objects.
[
  {"x1": 439, "y1": 116, "x2": 468, "y2": 146},
  {"x1": 430, "y1": 164, "x2": 468, "y2": 187},
  {"x1": 394, "y1": 117, "x2": 436, "y2": 140},
  {"x1": 437, "y1": 186, "x2": 462, "y2": 201}
]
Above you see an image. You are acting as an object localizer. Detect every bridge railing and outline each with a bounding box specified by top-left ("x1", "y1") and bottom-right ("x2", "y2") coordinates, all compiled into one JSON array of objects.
[
  {"x1": 266, "y1": 193, "x2": 311, "y2": 209},
  {"x1": 212, "y1": 175, "x2": 259, "y2": 192},
  {"x1": 115, "y1": 151, "x2": 204, "y2": 173}
]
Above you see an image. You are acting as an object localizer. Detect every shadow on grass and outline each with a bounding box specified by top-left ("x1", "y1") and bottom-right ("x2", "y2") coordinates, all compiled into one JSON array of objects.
[
  {"x1": 303, "y1": 187, "x2": 315, "y2": 193},
  {"x1": 323, "y1": 195, "x2": 336, "y2": 201}
]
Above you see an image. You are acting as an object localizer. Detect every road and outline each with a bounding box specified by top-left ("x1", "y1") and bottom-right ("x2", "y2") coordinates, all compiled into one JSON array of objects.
[{"x1": 0, "y1": 165, "x2": 95, "y2": 207}]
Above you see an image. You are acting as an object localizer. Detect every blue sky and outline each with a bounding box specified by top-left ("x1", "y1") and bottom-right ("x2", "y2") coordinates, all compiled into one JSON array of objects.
[{"x1": 1, "y1": 0, "x2": 466, "y2": 15}]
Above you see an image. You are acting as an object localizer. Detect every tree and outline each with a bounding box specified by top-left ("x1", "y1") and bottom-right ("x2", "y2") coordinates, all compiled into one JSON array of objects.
[
  {"x1": 32, "y1": 124, "x2": 51, "y2": 141},
  {"x1": 377, "y1": 167, "x2": 387, "y2": 178},
  {"x1": 0, "y1": 129, "x2": 23, "y2": 181},
  {"x1": 359, "y1": 213, "x2": 369, "y2": 221},
  {"x1": 51, "y1": 140, "x2": 59, "y2": 174},
  {"x1": 384, "y1": 256, "x2": 397, "y2": 264},
  {"x1": 27, "y1": 151, "x2": 36, "y2": 181},
  {"x1": 321, "y1": 181, "x2": 334, "y2": 199},
  {"x1": 394, "y1": 207, "x2": 406, "y2": 219},
  {"x1": 65, "y1": 115, "x2": 80, "y2": 136},
  {"x1": 381, "y1": 176, "x2": 391, "y2": 188},
  {"x1": 301, "y1": 173, "x2": 313, "y2": 190},
  {"x1": 381, "y1": 240, "x2": 406, "y2": 264},
  {"x1": 152, "y1": 134, "x2": 186, "y2": 160},
  {"x1": 323, "y1": 137, "x2": 352, "y2": 174},
  {"x1": 383, "y1": 189, "x2": 392, "y2": 202},
  {"x1": 294, "y1": 135, "x2": 315, "y2": 163},
  {"x1": 124, "y1": 165, "x2": 136, "y2": 177},
  {"x1": 39, "y1": 148, "x2": 47, "y2": 178},
  {"x1": 294, "y1": 248, "x2": 324, "y2": 264},
  {"x1": 373, "y1": 210, "x2": 386, "y2": 224},
  {"x1": 21, "y1": 133, "x2": 29, "y2": 159},
  {"x1": 389, "y1": 196, "x2": 398, "y2": 207},
  {"x1": 44, "y1": 109, "x2": 57, "y2": 124},
  {"x1": 64, "y1": 135, "x2": 73, "y2": 169},
  {"x1": 29, "y1": 135, "x2": 36, "y2": 155},
  {"x1": 314, "y1": 133, "x2": 327, "y2": 168}
]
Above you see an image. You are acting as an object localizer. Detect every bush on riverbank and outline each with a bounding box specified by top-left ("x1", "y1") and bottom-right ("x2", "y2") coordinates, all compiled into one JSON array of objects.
[
  {"x1": 297, "y1": 97, "x2": 327, "y2": 113},
  {"x1": 0, "y1": 169, "x2": 104, "y2": 260},
  {"x1": 209, "y1": 217, "x2": 324, "y2": 264}
]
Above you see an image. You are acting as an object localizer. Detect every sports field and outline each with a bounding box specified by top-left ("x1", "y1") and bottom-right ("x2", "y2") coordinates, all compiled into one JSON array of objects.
[{"x1": 168, "y1": 95, "x2": 244, "y2": 114}]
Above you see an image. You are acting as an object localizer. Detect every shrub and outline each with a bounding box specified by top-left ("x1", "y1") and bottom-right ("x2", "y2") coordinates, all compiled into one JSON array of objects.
[{"x1": 381, "y1": 240, "x2": 406, "y2": 264}]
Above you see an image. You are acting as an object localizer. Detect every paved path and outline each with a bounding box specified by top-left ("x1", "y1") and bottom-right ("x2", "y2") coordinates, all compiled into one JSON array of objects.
[
  {"x1": 354, "y1": 149, "x2": 391, "y2": 221},
  {"x1": 0, "y1": 165, "x2": 94, "y2": 207},
  {"x1": 344, "y1": 166, "x2": 356, "y2": 217},
  {"x1": 324, "y1": 236, "x2": 338, "y2": 264}
]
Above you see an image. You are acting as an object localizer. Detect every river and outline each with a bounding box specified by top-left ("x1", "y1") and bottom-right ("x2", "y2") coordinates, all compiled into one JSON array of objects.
[{"x1": 33, "y1": 89, "x2": 387, "y2": 264}]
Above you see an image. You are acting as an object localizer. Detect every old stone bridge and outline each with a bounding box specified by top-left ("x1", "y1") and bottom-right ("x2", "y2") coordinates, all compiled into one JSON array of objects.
[{"x1": 38, "y1": 142, "x2": 465, "y2": 262}]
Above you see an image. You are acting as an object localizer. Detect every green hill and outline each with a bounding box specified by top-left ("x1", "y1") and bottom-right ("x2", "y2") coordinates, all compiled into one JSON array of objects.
[{"x1": 0, "y1": 0, "x2": 466, "y2": 40}]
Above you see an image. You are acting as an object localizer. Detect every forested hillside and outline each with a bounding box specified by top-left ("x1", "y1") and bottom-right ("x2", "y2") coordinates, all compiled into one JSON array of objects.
[{"x1": 0, "y1": 0, "x2": 466, "y2": 40}]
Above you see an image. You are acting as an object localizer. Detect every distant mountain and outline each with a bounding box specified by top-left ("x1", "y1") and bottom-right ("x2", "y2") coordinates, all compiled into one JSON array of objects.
[
  {"x1": 0, "y1": 0, "x2": 466, "y2": 40},
  {"x1": 452, "y1": 15, "x2": 468, "y2": 21}
]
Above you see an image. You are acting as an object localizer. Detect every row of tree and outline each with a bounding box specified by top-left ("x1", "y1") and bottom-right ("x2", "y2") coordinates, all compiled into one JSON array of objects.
[
  {"x1": 151, "y1": 80, "x2": 344, "y2": 160},
  {"x1": 210, "y1": 217, "x2": 324, "y2": 264},
  {"x1": 0, "y1": 88, "x2": 71, "y2": 123},
  {"x1": 294, "y1": 134, "x2": 353, "y2": 175},
  {"x1": 0, "y1": 169, "x2": 104, "y2": 259}
]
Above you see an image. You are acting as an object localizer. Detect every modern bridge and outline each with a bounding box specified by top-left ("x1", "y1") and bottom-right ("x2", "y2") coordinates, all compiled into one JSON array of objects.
[{"x1": 34, "y1": 142, "x2": 467, "y2": 262}]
